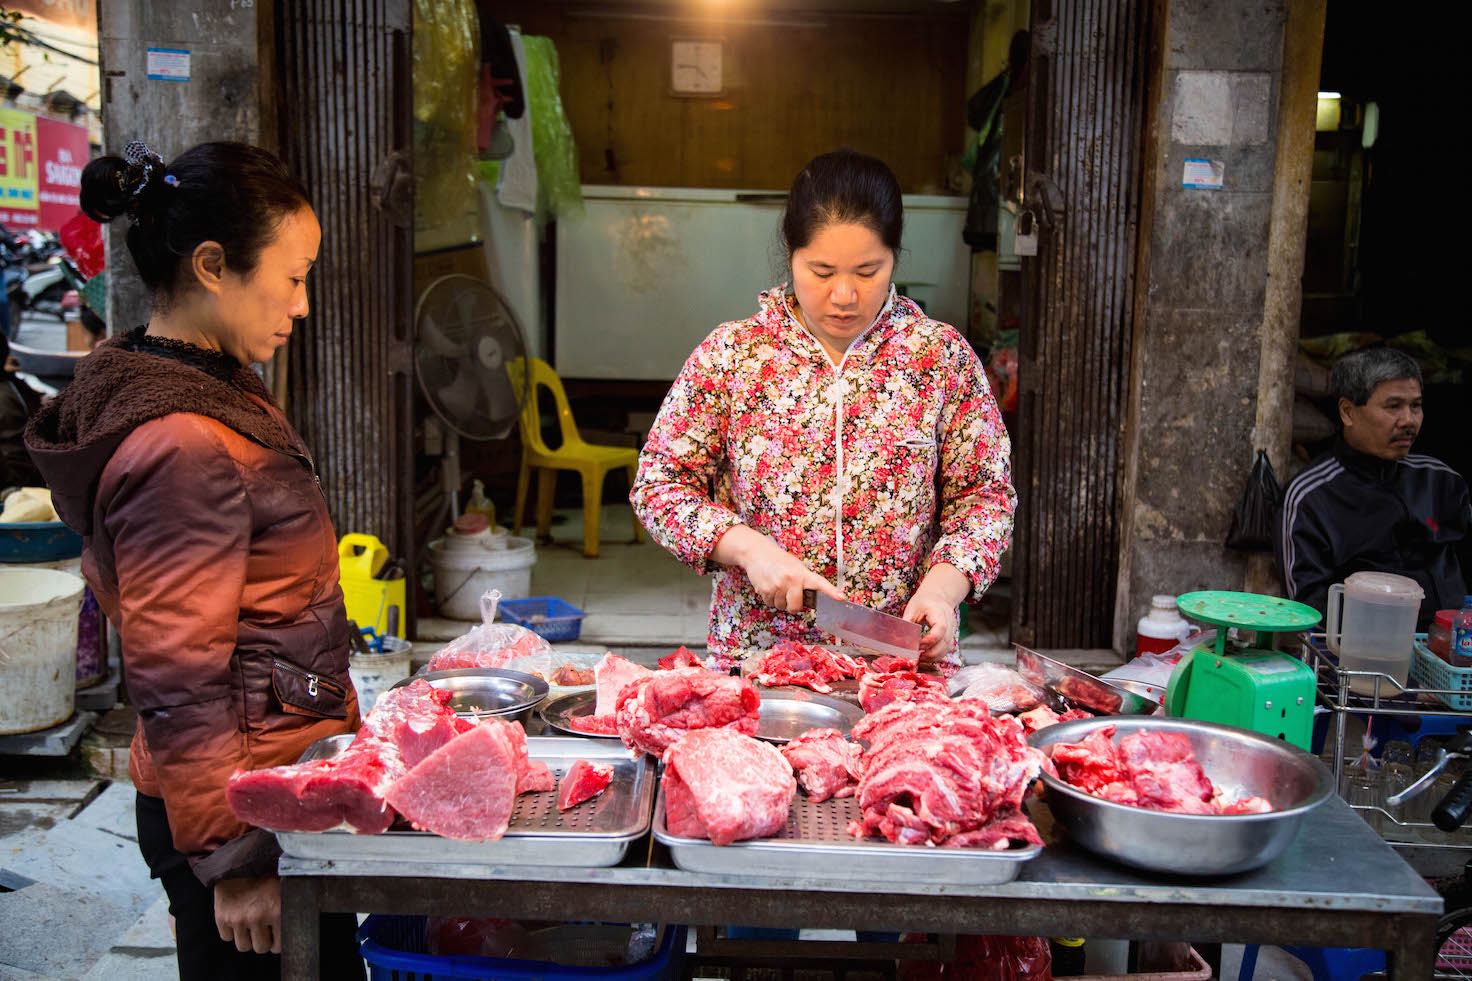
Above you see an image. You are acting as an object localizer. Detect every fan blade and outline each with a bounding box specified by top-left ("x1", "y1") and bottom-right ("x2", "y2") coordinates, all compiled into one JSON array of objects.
[
  {"x1": 436, "y1": 361, "x2": 484, "y2": 422},
  {"x1": 454, "y1": 289, "x2": 488, "y2": 335},
  {"x1": 480, "y1": 368, "x2": 520, "y2": 423},
  {"x1": 420, "y1": 310, "x2": 467, "y2": 359}
]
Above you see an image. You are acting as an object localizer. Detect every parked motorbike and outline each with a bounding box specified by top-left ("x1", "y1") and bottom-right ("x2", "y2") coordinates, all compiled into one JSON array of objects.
[{"x1": 2, "y1": 225, "x2": 87, "y2": 339}]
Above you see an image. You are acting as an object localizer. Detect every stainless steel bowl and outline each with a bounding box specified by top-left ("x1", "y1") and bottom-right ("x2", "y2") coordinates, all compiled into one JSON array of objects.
[
  {"x1": 392, "y1": 668, "x2": 549, "y2": 725},
  {"x1": 755, "y1": 689, "x2": 864, "y2": 743},
  {"x1": 1028, "y1": 716, "x2": 1334, "y2": 876}
]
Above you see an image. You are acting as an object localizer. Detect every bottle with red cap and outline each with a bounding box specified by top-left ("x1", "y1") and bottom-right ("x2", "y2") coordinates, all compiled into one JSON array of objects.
[{"x1": 1135, "y1": 594, "x2": 1193, "y2": 657}]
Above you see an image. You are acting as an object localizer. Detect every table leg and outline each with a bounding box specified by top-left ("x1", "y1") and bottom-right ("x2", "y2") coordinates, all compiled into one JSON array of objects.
[
  {"x1": 1387, "y1": 914, "x2": 1438, "y2": 980},
  {"x1": 280, "y1": 876, "x2": 321, "y2": 981}
]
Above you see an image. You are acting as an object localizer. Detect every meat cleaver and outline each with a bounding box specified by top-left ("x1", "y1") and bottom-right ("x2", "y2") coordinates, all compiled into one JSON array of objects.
[{"x1": 802, "y1": 589, "x2": 922, "y2": 659}]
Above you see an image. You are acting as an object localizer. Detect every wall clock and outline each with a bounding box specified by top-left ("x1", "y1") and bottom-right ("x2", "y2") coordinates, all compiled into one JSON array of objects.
[{"x1": 671, "y1": 38, "x2": 724, "y2": 96}]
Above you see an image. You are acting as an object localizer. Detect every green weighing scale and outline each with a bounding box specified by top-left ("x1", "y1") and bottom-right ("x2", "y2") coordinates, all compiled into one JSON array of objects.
[{"x1": 1164, "y1": 591, "x2": 1322, "y2": 749}]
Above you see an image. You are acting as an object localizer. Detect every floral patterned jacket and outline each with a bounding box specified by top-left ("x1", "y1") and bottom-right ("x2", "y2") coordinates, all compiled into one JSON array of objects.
[{"x1": 631, "y1": 285, "x2": 1016, "y2": 660}]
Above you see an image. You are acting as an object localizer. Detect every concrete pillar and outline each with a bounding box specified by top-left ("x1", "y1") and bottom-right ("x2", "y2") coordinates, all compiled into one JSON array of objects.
[
  {"x1": 1113, "y1": 0, "x2": 1324, "y2": 650},
  {"x1": 97, "y1": 4, "x2": 264, "y2": 334}
]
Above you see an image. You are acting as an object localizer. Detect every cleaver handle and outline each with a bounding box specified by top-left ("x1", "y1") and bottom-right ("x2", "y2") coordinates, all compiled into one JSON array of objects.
[{"x1": 802, "y1": 589, "x2": 817, "y2": 610}]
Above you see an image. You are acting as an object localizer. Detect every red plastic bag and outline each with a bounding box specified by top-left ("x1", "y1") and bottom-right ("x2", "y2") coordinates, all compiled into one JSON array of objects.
[
  {"x1": 59, "y1": 212, "x2": 105, "y2": 279},
  {"x1": 899, "y1": 934, "x2": 1052, "y2": 981}
]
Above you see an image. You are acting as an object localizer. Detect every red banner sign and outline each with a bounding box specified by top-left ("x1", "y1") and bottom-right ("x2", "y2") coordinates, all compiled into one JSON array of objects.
[{"x1": 0, "y1": 111, "x2": 90, "y2": 231}]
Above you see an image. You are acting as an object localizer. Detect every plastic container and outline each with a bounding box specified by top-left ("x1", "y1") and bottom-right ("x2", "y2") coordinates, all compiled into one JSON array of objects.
[
  {"x1": 338, "y1": 534, "x2": 407, "y2": 636},
  {"x1": 499, "y1": 596, "x2": 587, "y2": 643},
  {"x1": 1413, "y1": 639, "x2": 1472, "y2": 711},
  {"x1": 1327, "y1": 571, "x2": 1424, "y2": 695},
  {"x1": 1135, "y1": 594, "x2": 1193, "y2": 656},
  {"x1": 0, "y1": 567, "x2": 85, "y2": 734},
  {"x1": 429, "y1": 535, "x2": 537, "y2": 619},
  {"x1": 1454, "y1": 595, "x2": 1472, "y2": 667},
  {"x1": 0, "y1": 521, "x2": 83, "y2": 563},
  {"x1": 358, "y1": 916, "x2": 685, "y2": 981},
  {"x1": 1071, "y1": 946, "x2": 1211, "y2": 980},
  {"x1": 1430, "y1": 610, "x2": 1457, "y2": 662},
  {"x1": 349, "y1": 636, "x2": 413, "y2": 713}
]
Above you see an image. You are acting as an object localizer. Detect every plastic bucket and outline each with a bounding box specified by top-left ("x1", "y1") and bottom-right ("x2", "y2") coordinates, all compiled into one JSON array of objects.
[
  {"x1": 0, "y1": 567, "x2": 85, "y2": 734},
  {"x1": 429, "y1": 536, "x2": 537, "y2": 620},
  {"x1": 349, "y1": 636, "x2": 413, "y2": 713}
]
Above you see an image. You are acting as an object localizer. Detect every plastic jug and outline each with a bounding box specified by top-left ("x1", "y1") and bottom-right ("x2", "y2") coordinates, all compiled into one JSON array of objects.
[
  {"x1": 1135, "y1": 594, "x2": 1193, "y2": 656},
  {"x1": 1327, "y1": 572, "x2": 1424, "y2": 695}
]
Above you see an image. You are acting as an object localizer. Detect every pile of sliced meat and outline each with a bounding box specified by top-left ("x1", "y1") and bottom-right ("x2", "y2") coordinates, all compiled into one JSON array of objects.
[
  {"x1": 663, "y1": 728, "x2": 796, "y2": 845},
  {"x1": 751, "y1": 641, "x2": 864, "y2": 693},
  {"x1": 616, "y1": 667, "x2": 760, "y2": 756},
  {"x1": 1015, "y1": 704, "x2": 1093, "y2": 735},
  {"x1": 858, "y1": 669, "x2": 950, "y2": 713},
  {"x1": 1048, "y1": 726, "x2": 1273, "y2": 815},
  {"x1": 847, "y1": 699, "x2": 1047, "y2": 849},
  {"x1": 780, "y1": 728, "x2": 862, "y2": 803},
  {"x1": 227, "y1": 678, "x2": 556, "y2": 841},
  {"x1": 567, "y1": 653, "x2": 652, "y2": 735}
]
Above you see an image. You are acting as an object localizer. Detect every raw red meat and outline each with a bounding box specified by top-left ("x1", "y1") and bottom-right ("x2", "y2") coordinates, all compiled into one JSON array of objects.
[
  {"x1": 567, "y1": 713, "x2": 620, "y2": 736},
  {"x1": 1015, "y1": 705, "x2": 1093, "y2": 735},
  {"x1": 752, "y1": 641, "x2": 865, "y2": 694},
  {"x1": 519, "y1": 760, "x2": 556, "y2": 794},
  {"x1": 385, "y1": 720, "x2": 522, "y2": 840},
  {"x1": 780, "y1": 728, "x2": 862, "y2": 802},
  {"x1": 225, "y1": 728, "x2": 402, "y2": 834},
  {"x1": 658, "y1": 646, "x2": 703, "y2": 670},
  {"x1": 858, "y1": 670, "x2": 950, "y2": 713},
  {"x1": 556, "y1": 760, "x2": 615, "y2": 811},
  {"x1": 426, "y1": 628, "x2": 549, "y2": 672},
  {"x1": 848, "y1": 700, "x2": 1045, "y2": 849},
  {"x1": 869, "y1": 654, "x2": 919, "y2": 674},
  {"x1": 594, "y1": 653, "x2": 654, "y2": 717},
  {"x1": 1049, "y1": 726, "x2": 1275, "y2": 815},
  {"x1": 615, "y1": 667, "x2": 760, "y2": 757},
  {"x1": 361, "y1": 678, "x2": 462, "y2": 767},
  {"x1": 662, "y1": 728, "x2": 796, "y2": 845},
  {"x1": 551, "y1": 664, "x2": 596, "y2": 686}
]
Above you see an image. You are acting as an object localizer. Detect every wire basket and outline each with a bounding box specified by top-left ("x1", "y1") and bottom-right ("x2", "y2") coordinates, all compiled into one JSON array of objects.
[
  {"x1": 498, "y1": 596, "x2": 587, "y2": 643},
  {"x1": 1411, "y1": 641, "x2": 1472, "y2": 711}
]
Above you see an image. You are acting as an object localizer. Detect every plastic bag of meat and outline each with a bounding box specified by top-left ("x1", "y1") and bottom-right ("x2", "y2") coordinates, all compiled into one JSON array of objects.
[
  {"x1": 425, "y1": 589, "x2": 552, "y2": 672},
  {"x1": 948, "y1": 663, "x2": 1045, "y2": 714}
]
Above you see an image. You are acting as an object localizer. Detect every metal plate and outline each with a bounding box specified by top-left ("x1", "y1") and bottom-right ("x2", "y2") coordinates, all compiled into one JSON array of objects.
[
  {"x1": 394, "y1": 668, "x2": 549, "y2": 723},
  {"x1": 653, "y1": 789, "x2": 1040, "y2": 885},
  {"x1": 755, "y1": 690, "x2": 864, "y2": 743},
  {"x1": 1176, "y1": 591, "x2": 1322, "y2": 633},
  {"x1": 276, "y1": 735, "x2": 651, "y2": 866},
  {"x1": 539, "y1": 689, "x2": 622, "y2": 739}
]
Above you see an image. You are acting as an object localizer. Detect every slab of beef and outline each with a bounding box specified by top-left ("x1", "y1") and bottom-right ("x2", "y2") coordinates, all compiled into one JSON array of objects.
[
  {"x1": 780, "y1": 728, "x2": 862, "y2": 802},
  {"x1": 848, "y1": 700, "x2": 1045, "y2": 849},
  {"x1": 556, "y1": 760, "x2": 615, "y2": 811},
  {"x1": 616, "y1": 667, "x2": 760, "y2": 757},
  {"x1": 226, "y1": 728, "x2": 403, "y2": 834},
  {"x1": 385, "y1": 721, "x2": 523, "y2": 840},
  {"x1": 868, "y1": 654, "x2": 918, "y2": 674},
  {"x1": 858, "y1": 669, "x2": 950, "y2": 713},
  {"x1": 663, "y1": 728, "x2": 796, "y2": 845},
  {"x1": 1015, "y1": 705, "x2": 1093, "y2": 735},
  {"x1": 658, "y1": 646, "x2": 703, "y2": 670},
  {"x1": 1048, "y1": 726, "x2": 1276, "y2": 815},
  {"x1": 567, "y1": 713, "x2": 620, "y2": 736},
  {"x1": 752, "y1": 641, "x2": 865, "y2": 693},
  {"x1": 226, "y1": 676, "x2": 462, "y2": 833},
  {"x1": 594, "y1": 653, "x2": 654, "y2": 717}
]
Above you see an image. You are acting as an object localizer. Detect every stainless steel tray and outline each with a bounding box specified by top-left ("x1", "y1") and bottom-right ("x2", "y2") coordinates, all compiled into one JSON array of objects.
[
  {"x1": 395, "y1": 668, "x2": 550, "y2": 725},
  {"x1": 755, "y1": 689, "x2": 864, "y2": 743},
  {"x1": 652, "y1": 788, "x2": 1040, "y2": 884},
  {"x1": 277, "y1": 735, "x2": 651, "y2": 867},
  {"x1": 539, "y1": 689, "x2": 622, "y2": 739}
]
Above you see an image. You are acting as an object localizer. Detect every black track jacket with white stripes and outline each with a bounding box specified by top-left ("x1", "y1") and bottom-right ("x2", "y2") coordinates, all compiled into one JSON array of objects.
[{"x1": 1277, "y1": 438, "x2": 1470, "y2": 628}]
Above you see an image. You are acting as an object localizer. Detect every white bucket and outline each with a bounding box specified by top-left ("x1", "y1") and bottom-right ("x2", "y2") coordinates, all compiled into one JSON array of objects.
[
  {"x1": 0, "y1": 567, "x2": 85, "y2": 734},
  {"x1": 349, "y1": 636, "x2": 413, "y2": 713},
  {"x1": 429, "y1": 535, "x2": 537, "y2": 620}
]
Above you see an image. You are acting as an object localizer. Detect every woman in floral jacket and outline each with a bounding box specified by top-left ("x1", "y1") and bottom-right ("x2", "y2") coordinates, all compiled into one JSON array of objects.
[{"x1": 631, "y1": 149, "x2": 1016, "y2": 665}]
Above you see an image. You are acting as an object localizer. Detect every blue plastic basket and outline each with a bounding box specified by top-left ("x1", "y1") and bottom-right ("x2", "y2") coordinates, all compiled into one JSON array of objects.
[
  {"x1": 358, "y1": 917, "x2": 685, "y2": 981},
  {"x1": 1411, "y1": 640, "x2": 1472, "y2": 711},
  {"x1": 0, "y1": 521, "x2": 83, "y2": 562},
  {"x1": 497, "y1": 596, "x2": 587, "y2": 643}
]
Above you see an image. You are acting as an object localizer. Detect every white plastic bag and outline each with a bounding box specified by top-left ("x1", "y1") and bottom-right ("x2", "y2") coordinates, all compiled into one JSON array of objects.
[
  {"x1": 425, "y1": 590, "x2": 551, "y2": 672},
  {"x1": 949, "y1": 662, "x2": 1045, "y2": 714}
]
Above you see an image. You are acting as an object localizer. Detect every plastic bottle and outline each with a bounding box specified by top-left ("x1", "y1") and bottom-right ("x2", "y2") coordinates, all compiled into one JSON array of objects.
[
  {"x1": 1135, "y1": 594, "x2": 1192, "y2": 657},
  {"x1": 1049, "y1": 937, "x2": 1086, "y2": 975},
  {"x1": 465, "y1": 478, "x2": 497, "y2": 529},
  {"x1": 1453, "y1": 596, "x2": 1472, "y2": 668}
]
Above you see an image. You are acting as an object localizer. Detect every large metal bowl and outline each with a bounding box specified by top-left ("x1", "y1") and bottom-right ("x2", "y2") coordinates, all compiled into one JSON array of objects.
[
  {"x1": 1028, "y1": 716, "x2": 1334, "y2": 876},
  {"x1": 392, "y1": 668, "x2": 548, "y2": 725}
]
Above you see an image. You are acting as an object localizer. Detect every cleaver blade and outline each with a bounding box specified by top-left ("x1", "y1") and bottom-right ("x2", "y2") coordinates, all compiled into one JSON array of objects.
[{"x1": 803, "y1": 590, "x2": 922, "y2": 659}]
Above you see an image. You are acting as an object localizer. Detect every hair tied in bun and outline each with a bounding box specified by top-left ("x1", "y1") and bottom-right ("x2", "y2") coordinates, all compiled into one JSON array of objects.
[{"x1": 119, "y1": 140, "x2": 167, "y2": 221}]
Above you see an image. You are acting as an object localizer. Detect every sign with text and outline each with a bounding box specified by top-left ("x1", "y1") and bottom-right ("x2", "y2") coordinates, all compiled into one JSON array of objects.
[{"x1": 0, "y1": 110, "x2": 90, "y2": 230}]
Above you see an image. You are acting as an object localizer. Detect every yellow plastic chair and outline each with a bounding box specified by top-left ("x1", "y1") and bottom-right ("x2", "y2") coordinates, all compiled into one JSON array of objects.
[{"x1": 507, "y1": 357, "x2": 643, "y2": 558}]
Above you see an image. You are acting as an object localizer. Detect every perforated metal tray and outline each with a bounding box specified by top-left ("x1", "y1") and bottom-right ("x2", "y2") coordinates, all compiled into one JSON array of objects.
[
  {"x1": 276, "y1": 736, "x2": 652, "y2": 867},
  {"x1": 653, "y1": 787, "x2": 1040, "y2": 884}
]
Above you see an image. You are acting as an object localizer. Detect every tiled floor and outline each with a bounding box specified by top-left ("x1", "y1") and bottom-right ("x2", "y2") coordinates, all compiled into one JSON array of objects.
[{"x1": 421, "y1": 504, "x2": 1014, "y2": 661}]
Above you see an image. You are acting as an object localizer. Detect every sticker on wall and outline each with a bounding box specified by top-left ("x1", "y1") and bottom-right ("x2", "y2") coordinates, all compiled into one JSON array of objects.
[
  {"x1": 146, "y1": 48, "x2": 191, "y2": 83},
  {"x1": 1182, "y1": 158, "x2": 1224, "y2": 190}
]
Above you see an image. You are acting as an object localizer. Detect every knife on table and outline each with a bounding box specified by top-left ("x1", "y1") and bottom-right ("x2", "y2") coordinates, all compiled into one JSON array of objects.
[{"x1": 802, "y1": 589, "x2": 923, "y2": 659}]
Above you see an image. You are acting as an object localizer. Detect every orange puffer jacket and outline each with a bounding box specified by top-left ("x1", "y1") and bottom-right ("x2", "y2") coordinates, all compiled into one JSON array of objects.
[{"x1": 26, "y1": 329, "x2": 360, "y2": 887}]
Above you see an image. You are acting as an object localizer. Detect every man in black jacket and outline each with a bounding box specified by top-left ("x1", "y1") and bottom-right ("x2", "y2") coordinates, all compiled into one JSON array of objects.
[{"x1": 1278, "y1": 348, "x2": 1469, "y2": 627}]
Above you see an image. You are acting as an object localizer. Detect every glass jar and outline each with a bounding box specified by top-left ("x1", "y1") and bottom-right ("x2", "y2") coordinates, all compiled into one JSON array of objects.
[{"x1": 1430, "y1": 610, "x2": 1456, "y2": 662}]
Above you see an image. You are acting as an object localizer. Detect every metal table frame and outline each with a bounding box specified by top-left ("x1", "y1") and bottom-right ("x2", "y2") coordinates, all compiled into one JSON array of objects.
[{"x1": 280, "y1": 796, "x2": 1441, "y2": 978}]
